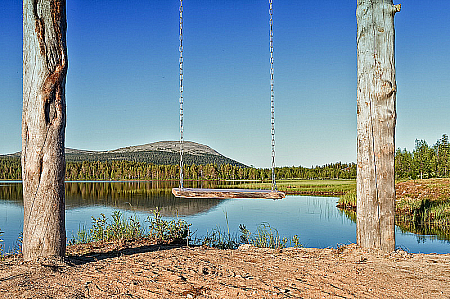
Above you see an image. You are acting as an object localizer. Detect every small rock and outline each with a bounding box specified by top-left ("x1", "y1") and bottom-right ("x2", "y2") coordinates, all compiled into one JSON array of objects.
[
  {"x1": 198, "y1": 266, "x2": 209, "y2": 275},
  {"x1": 238, "y1": 244, "x2": 252, "y2": 251},
  {"x1": 186, "y1": 294, "x2": 193, "y2": 298}
]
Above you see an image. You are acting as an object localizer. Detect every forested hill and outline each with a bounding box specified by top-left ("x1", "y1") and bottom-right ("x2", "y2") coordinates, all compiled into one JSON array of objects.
[
  {"x1": 0, "y1": 140, "x2": 357, "y2": 181},
  {"x1": 4, "y1": 141, "x2": 247, "y2": 167}
]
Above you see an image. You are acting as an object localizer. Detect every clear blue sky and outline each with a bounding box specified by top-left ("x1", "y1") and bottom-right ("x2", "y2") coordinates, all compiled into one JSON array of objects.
[{"x1": 1, "y1": 1, "x2": 449, "y2": 168}]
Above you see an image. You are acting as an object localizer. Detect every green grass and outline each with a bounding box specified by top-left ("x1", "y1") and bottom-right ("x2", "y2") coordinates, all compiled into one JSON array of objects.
[
  {"x1": 337, "y1": 188, "x2": 357, "y2": 209},
  {"x1": 223, "y1": 179, "x2": 356, "y2": 195},
  {"x1": 239, "y1": 223, "x2": 302, "y2": 249}
]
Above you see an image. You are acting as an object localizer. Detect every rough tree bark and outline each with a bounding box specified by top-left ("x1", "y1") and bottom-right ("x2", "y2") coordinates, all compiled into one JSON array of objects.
[
  {"x1": 22, "y1": 0, "x2": 67, "y2": 261},
  {"x1": 356, "y1": 0, "x2": 400, "y2": 252}
]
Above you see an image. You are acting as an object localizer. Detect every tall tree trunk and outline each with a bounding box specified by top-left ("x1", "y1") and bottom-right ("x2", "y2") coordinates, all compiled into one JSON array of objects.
[
  {"x1": 356, "y1": 0, "x2": 400, "y2": 252},
  {"x1": 22, "y1": 0, "x2": 67, "y2": 261}
]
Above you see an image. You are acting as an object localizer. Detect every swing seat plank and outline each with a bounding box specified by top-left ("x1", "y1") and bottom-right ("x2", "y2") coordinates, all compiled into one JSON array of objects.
[{"x1": 172, "y1": 188, "x2": 285, "y2": 199}]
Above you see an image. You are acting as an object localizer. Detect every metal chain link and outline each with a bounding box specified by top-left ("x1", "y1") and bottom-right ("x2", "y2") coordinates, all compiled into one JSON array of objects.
[
  {"x1": 269, "y1": 0, "x2": 277, "y2": 191},
  {"x1": 179, "y1": 0, "x2": 184, "y2": 189},
  {"x1": 178, "y1": 0, "x2": 277, "y2": 191}
]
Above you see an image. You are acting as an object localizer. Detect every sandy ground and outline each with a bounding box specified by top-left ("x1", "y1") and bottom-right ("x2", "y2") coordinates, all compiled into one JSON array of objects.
[{"x1": 0, "y1": 240, "x2": 449, "y2": 299}]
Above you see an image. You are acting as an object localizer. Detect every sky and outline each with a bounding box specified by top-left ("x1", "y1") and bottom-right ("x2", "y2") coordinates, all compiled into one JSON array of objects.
[{"x1": 1, "y1": 0, "x2": 449, "y2": 168}]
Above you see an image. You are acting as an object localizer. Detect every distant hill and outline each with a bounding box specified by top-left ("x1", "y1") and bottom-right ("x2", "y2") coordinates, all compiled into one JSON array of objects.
[{"x1": 3, "y1": 141, "x2": 247, "y2": 167}]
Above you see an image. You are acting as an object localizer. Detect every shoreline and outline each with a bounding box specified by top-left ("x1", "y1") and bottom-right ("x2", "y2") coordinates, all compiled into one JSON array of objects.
[{"x1": 1, "y1": 241, "x2": 449, "y2": 298}]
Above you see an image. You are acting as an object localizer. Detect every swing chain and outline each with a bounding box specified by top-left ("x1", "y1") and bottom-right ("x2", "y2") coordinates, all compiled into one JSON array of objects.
[
  {"x1": 270, "y1": 0, "x2": 277, "y2": 191},
  {"x1": 179, "y1": 0, "x2": 184, "y2": 189},
  {"x1": 178, "y1": 0, "x2": 278, "y2": 192}
]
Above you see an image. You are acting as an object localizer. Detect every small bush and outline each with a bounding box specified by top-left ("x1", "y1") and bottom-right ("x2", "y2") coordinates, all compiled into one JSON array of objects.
[
  {"x1": 69, "y1": 211, "x2": 145, "y2": 245},
  {"x1": 148, "y1": 208, "x2": 191, "y2": 244}
]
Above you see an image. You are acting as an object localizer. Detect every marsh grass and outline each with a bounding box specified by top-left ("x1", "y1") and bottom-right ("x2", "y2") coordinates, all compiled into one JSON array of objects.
[
  {"x1": 90, "y1": 211, "x2": 143, "y2": 242},
  {"x1": 0, "y1": 229, "x2": 3, "y2": 256},
  {"x1": 337, "y1": 189, "x2": 357, "y2": 209},
  {"x1": 229, "y1": 179, "x2": 356, "y2": 195},
  {"x1": 194, "y1": 223, "x2": 302, "y2": 250},
  {"x1": 195, "y1": 212, "x2": 240, "y2": 249},
  {"x1": 389, "y1": 179, "x2": 450, "y2": 238},
  {"x1": 239, "y1": 223, "x2": 302, "y2": 249},
  {"x1": 198, "y1": 227, "x2": 239, "y2": 249},
  {"x1": 72, "y1": 224, "x2": 91, "y2": 244},
  {"x1": 193, "y1": 215, "x2": 303, "y2": 250}
]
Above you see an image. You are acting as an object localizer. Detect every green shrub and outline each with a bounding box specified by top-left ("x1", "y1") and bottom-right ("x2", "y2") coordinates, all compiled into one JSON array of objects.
[
  {"x1": 69, "y1": 211, "x2": 145, "y2": 245},
  {"x1": 148, "y1": 208, "x2": 191, "y2": 244}
]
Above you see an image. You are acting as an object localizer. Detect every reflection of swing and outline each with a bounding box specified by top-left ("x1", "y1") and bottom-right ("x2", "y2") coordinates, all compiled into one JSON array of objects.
[{"x1": 172, "y1": 0, "x2": 285, "y2": 200}]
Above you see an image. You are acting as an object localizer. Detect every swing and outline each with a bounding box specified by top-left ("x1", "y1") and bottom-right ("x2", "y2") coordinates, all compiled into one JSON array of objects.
[{"x1": 172, "y1": 0, "x2": 285, "y2": 200}]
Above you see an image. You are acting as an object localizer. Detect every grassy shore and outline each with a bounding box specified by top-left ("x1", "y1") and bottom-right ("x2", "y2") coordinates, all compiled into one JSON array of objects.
[{"x1": 337, "y1": 178, "x2": 450, "y2": 240}]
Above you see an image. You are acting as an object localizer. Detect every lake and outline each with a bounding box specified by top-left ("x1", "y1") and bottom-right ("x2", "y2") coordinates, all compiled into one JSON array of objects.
[{"x1": 1, "y1": 181, "x2": 449, "y2": 254}]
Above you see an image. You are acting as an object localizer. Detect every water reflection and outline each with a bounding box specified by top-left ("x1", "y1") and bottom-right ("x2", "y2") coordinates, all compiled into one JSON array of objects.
[
  {"x1": 395, "y1": 217, "x2": 450, "y2": 243},
  {"x1": 338, "y1": 207, "x2": 450, "y2": 244},
  {"x1": 0, "y1": 181, "x2": 224, "y2": 217},
  {"x1": 0, "y1": 182, "x2": 22, "y2": 201}
]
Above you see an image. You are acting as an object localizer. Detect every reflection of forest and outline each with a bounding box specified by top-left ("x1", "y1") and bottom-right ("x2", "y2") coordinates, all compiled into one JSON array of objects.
[
  {"x1": 338, "y1": 207, "x2": 450, "y2": 242},
  {"x1": 0, "y1": 181, "x2": 224, "y2": 217},
  {"x1": 395, "y1": 216, "x2": 450, "y2": 243},
  {"x1": 0, "y1": 182, "x2": 22, "y2": 201}
]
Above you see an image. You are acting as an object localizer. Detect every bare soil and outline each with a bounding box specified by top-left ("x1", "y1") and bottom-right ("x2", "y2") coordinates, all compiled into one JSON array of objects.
[{"x1": 1, "y1": 240, "x2": 449, "y2": 298}]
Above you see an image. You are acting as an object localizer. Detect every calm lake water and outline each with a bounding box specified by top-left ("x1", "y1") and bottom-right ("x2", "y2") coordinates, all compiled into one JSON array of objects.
[{"x1": 1, "y1": 181, "x2": 449, "y2": 254}]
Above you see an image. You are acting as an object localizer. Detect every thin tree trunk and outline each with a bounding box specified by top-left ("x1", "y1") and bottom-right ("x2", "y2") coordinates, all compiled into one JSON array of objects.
[
  {"x1": 356, "y1": 0, "x2": 400, "y2": 252},
  {"x1": 22, "y1": 0, "x2": 67, "y2": 261}
]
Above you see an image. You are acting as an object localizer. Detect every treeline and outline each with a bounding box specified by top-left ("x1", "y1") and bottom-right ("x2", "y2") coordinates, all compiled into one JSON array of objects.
[
  {"x1": 6, "y1": 131, "x2": 450, "y2": 182},
  {"x1": 65, "y1": 150, "x2": 246, "y2": 167},
  {"x1": 396, "y1": 134, "x2": 450, "y2": 179},
  {"x1": 0, "y1": 158, "x2": 356, "y2": 181},
  {"x1": 0, "y1": 157, "x2": 21, "y2": 180}
]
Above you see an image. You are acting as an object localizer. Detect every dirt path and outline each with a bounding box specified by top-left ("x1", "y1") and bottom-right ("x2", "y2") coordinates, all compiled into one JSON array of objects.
[{"x1": 0, "y1": 241, "x2": 449, "y2": 298}]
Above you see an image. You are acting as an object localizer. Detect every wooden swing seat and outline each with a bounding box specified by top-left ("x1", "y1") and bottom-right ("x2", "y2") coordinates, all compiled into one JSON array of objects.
[{"x1": 172, "y1": 188, "x2": 285, "y2": 199}]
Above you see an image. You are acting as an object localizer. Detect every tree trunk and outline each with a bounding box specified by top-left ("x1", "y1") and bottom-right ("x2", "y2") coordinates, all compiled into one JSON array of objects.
[
  {"x1": 356, "y1": 0, "x2": 400, "y2": 252},
  {"x1": 22, "y1": 0, "x2": 67, "y2": 261}
]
